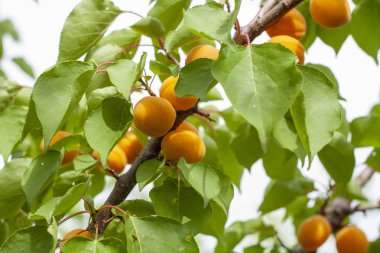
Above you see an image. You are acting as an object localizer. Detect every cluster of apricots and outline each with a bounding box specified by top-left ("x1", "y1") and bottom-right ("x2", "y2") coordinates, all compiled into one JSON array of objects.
[
  {"x1": 92, "y1": 131, "x2": 144, "y2": 174},
  {"x1": 297, "y1": 215, "x2": 369, "y2": 253},
  {"x1": 266, "y1": 0, "x2": 351, "y2": 64},
  {"x1": 43, "y1": 130, "x2": 144, "y2": 175},
  {"x1": 133, "y1": 45, "x2": 219, "y2": 164}
]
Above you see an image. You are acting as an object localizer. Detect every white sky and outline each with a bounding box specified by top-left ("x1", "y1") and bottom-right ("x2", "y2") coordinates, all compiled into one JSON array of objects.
[{"x1": 1, "y1": 0, "x2": 380, "y2": 252}]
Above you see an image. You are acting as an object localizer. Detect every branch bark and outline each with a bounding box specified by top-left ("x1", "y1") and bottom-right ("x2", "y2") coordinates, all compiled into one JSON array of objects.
[
  {"x1": 238, "y1": 0, "x2": 305, "y2": 43},
  {"x1": 94, "y1": 104, "x2": 198, "y2": 233},
  {"x1": 355, "y1": 167, "x2": 375, "y2": 188}
]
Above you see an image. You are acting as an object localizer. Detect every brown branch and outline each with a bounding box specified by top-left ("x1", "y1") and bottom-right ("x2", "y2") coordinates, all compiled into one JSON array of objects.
[
  {"x1": 355, "y1": 167, "x2": 375, "y2": 188},
  {"x1": 94, "y1": 104, "x2": 198, "y2": 233},
  {"x1": 238, "y1": 0, "x2": 305, "y2": 43}
]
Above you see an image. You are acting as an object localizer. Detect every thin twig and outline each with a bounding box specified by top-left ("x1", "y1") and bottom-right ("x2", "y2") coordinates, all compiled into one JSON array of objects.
[
  {"x1": 139, "y1": 78, "x2": 157, "y2": 96},
  {"x1": 355, "y1": 167, "x2": 375, "y2": 188},
  {"x1": 123, "y1": 10, "x2": 144, "y2": 19},
  {"x1": 106, "y1": 168, "x2": 121, "y2": 180},
  {"x1": 158, "y1": 37, "x2": 180, "y2": 66},
  {"x1": 99, "y1": 205, "x2": 127, "y2": 215},
  {"x1": 59, "y1": 210, "x2": 91, "y2": 225},
  {"x1": 195, "y1": 109, "x2": 216, "y2": 122},
  {"x1": 225, "y1": 0, "x2": 232, "y2": 12}
]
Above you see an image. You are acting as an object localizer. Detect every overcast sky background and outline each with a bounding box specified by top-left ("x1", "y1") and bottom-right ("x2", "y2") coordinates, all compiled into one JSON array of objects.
[{"x1": 1, "y1": 0, "x2": 380, "y2": 252}]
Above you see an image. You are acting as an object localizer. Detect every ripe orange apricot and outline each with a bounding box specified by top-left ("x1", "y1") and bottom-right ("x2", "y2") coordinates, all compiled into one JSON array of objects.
[
  {"x1": 297, "y1": 215, "x2": 332, "y2": 251},
  {"x1": 133, "y1": 96, "x2": 176, "y2": 137},
  {"x1": 268, "y1": 35, "x2": 305, "y2": 64},
  {"x1": 40, "y1": 131, "x2": 79, "y2": 164},
  {"x1": 336, "y1": 226, "x2": 369, "y2": 253},
  {"x1": 161, "y1": 129, "x2": 205, "y2": 163},
  {"x1": 61, "y1": 228, "x2": 91, "y2": 247},
  {"x1": 118, "y1": 132, "x2": 144, "y2": 164},
  {"x1": 185, "y1": 45, "x2": 219, "y2": 64},
  {"x1": 93, "y1": 145, "x2": 127, "y2": 174},
  {"x1": 176, "y1": 121, "x2": 198, "y2": 134},
  {"x1": 159, "y1": 76, "x2": 198, "y2": 111},
  {"x1": 266, "y1": 8, "x2": 306, "y2": 39},
  {"x1": 310, "y1": 0, "x2": 351, "y2": 29}
]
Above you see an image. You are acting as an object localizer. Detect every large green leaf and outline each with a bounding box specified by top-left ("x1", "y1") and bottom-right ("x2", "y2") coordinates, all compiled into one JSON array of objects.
[
  {"x1": 21, "y1": 150, "x2": 62, "y2": 206},
  {"x1": 183, "y1": 4, "x2": 236, "y2": 47},
  {"x1": 125, "y1": 215, "x2": 199, "y2": 253},
  {"x1": 175, "y1": 59, "x2": 217, "y2": 100},
  {"x1": 351, "y1": 0, "x2": 380, "y2": 63},
  {"x1": 317, "y1": 24, "x2": 350, "y2": 54},
  {"x1": 63, "y1": 237, "x2": 127, "y2": 253},
  {"x1": 148, "y1": 0, "x2": 191, "y2": 33},
  {"x1": 97, "y1": 29, "x2": 141, "y2": 59},
  {"x1": 136, "y1": 159, "x2": 162, "y2": 191},
  {"x1": 212, "y1": 44, "x2": 302, "y2": 147},
  {"x1": 318, "y1": 132, "x2": 355, "y2": 184},
  {"x1": 178, "y1": 159, "x2": 221, "y2": 206},
  {"x1": 230, "y1": 123, "x2": 263, "y2": 169},
  {"x1": 58, "y1": 0, "x2": 121, "y2": 62},
  {"x1": 0, "y1": 106, "x2": 28, "y2": 160},
  {"x1": 263, "y1": 140, "x2": 297, "y2": 180},
  {"x1": 350, "y1": 111, "x2": 380, "y2": 147},
  {"x1": 0, "y1": 158, "x2": 31, "y2": 219},
  {"x1": 32, "y1": 61, "x2": 94, "y2": 147},
  {"x1": 131, "y1": 17, "x2": 165, "y2": 37},
  {"x1": 150, "y1": 181, "x2": 212, "y2": 234},
  {"x1": 84, "y1": 97, "x2": 132, "y2": 166},
  {"x1": 107, "y1": 53, "x2": 146, "y2": 100},
  {"x1": 291, "y1": 65, "x2": 341, "y2": 165},
  {"x1": 0, "y1": 226, "x2": 54, "y2": 253},
  {"x1": 259, "y1": 179, "x2": 314, "y2": 213}
]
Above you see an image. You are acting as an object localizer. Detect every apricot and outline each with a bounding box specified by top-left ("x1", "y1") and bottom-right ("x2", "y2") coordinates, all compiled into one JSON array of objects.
[
  {"x1": 133, "y1": 96, "x2": 176, "y2": 137},
  {"x1": 93, "y1": 145, "x2": 127, "y2": 174},
  {"x1": 176, "y1": 121, "x2": 198, "y2": 134},
  {"x1": 159, "y1": 76, "x2": 198, "y2": 111},
  {"x1": 266, "y1": 8, "x2": 306, "y2": 39},
  {"x1": 268, "y1": 35, "x2": 305, "y2": 64},
  {"x1": 185, "y1": 45, "x2": 219, "y2": 64},
  {"x1": 297, "y1": 215, "x2": 332, "y2": 251},
  {"x1": 336, "y1": 226, "x2": 369, "y2": 253},
  {"x1": 40, "y1": 131, "x2": 79, "y2": 164},
  {"x1": 310, "y1": 0, "x2": 351, "y2": 29},
  {"x1": 61, "y1": 228, "x2": 91, "y2": 246},
  {"x1": 161, "y1": 129, "x2": 205, "y2": 163},
  {"x1": 118, "y1": 132, "x2": 144, "y2": 164}
]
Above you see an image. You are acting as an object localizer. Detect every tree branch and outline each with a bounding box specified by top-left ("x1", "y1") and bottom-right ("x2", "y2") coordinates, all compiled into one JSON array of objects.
[
  {"x1": 238, "y1": 0, "x2": 305, "y2": 43},
  {"x1": 94, "y1": 104, "x2": 198, "y2": 233},
  {"x1": 355, "y1": 167, "x2": 375, "y2": 188}
]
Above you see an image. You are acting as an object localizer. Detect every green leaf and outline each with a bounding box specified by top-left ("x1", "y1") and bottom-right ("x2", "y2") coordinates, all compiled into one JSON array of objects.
[
  {"x1": 177, "y1": 159, "x2": 221, "y2": 206},
  {"x1": 273, "y1": 116, "x2": 306, "y2": 161},
  {"x1": 183, "y1": 4, "x2": 235, "y2": 47},
  {"x1": 97, "y1": 29, "x2": 141, "y2": 59},
  {"x1": 58, "y1": 0, "x2": 121, "y2": 62},
  {"x1": 263, "y1": 140, "x2": 297, "y2": 180},
  {"x1": 369, "y1": 238, "x2": 380, "y2": 253},
  {"x1": 0, "y1": 226, "x2": 54, "y2": 253},
  {"x1": 259, "y1": 179, "x2": 314, "y2": 213},
  {"x1": 202, "y1": 201, "x2": 227, "y2": 239},
  {"x1": 136, "y1": 159, "x2": 162, "y2": 191},
  {"x1": 150, "y1": 181, "x2": 212, "y2": 234},
  {"x1": 212, "y1": 170, "x2": 234, "y2": 215},
  {"x1": 351, "y1": 0, "x2": 380, "y2": 63},
  {"x1": 175, "y1": 59, "x2": 216, "y2": 100},
  {"x1": 32, "y1": 61, "x2": 94, "y2": 147},
  {"x1": 298, "y1": 1, "x2": 317, "y2": 49},
  {"x1": 86, "y1": 44, "x2": 124, "y2": 63},
  {"x1": 213, "y1": 44, "x2": 302, "y2": 147},
  {"x1": 125, "y1": 215, "x2": 198, "y2": 253},
  {"x1": 0, "y1": 19, "x2": 19, "y2": 41},
  {"x1": 84, "y1": 97, "x2": 132, "y2": 166},
  {"x1": 244, "y1": 245, "x2": 265, "y2": 253},
  {"x1": 148, "y1": 0, "x2": 191, "y2": 33},
  {"x1": 21, "y1": 150, "x2": 62, "y2": 206},
  {"x1": 87, "y1": 86, "x2": 121, "y2": 112},
  {"x1": 291, "y1": 65, "x2": 341, "y2": 165},
  {"x1": 165, "y1": 23, "x2": 200, "y2": 53},
  {"x1": 63, "y1": 237, "x2": 127, "y2": 253},
  {"x1": 213, "y1": 126, "x2": 245, "y2": 186},
  {"x1": 366, "y1": 148, "x2": 380, "y2": 172},
  {"x1": 74, "y1": 154, "x2": 98, "y2": 171},
  {"x1": 230, "y1": 123, "x2": 263, "y2": 169},
  {"x1": 12, "y1": 57, "x2": 35, "y2": 78},
  {"x1": 350, "y1": 114, "x2": 380, "y2": 147},
  {"x1": 317, "y1": 24, "x2": 350, "y2": 54},
  {"x1": 31, "y1": 180, "x2": 89, "y2": 221},
  {"x1": 131, "y1": 17, "x2": 165, "y2": 37},
  {"x1": 318, "y1": 132, "x2": 355, "y2": 184},
  {"x1": 0, "y1": 106, "x2": 28, "y2": 160},
  {"x1": 107, "y1": 53, "x2": 146, "y2": 100},
  {"x1": 119, "y1": 200, "x2": 156, "y2": 217},
  {"x1": 0, "y1": 158, "x2": 31, "y2": 219}
]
